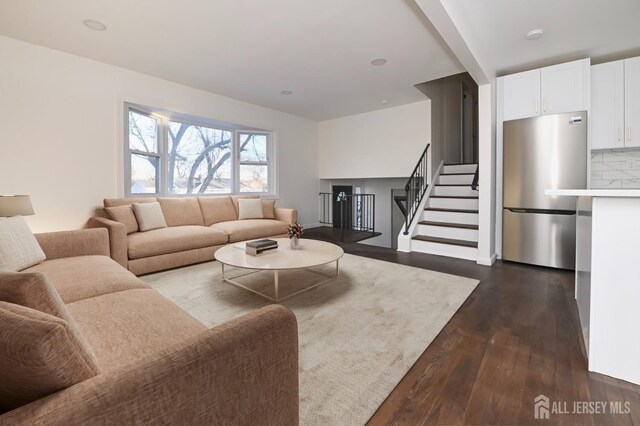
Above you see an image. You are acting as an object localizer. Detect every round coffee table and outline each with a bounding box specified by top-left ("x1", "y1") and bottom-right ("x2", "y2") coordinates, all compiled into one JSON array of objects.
[{"x1": 215, "y1": 238, "x2": 344, "y2": 302}]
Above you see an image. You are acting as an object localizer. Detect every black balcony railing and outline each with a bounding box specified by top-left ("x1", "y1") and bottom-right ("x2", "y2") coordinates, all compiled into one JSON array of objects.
[{"x1": 319, "y1": 192, "x2": 375, "y2": 241}]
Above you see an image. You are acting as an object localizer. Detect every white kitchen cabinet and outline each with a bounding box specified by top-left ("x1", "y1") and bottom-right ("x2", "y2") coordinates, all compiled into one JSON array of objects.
[
  {"x1": 502, "y1": 69, "x2": 540, "y2": 121},
  {"x1": 541, "y1": 59, "x2": 588, "y2": 115},
  {"x1": 501, "y1": 59, "x2": 589, "y2": 122},
  {"x1": 590, "y1": 61, "x2": 624, "y2": 150},
  {"x1": 625, "y1": 57, "x2": 640, "y2": 148},
  {"x1": 591, "y1": 56, "x2": 640, "y2": 149}
]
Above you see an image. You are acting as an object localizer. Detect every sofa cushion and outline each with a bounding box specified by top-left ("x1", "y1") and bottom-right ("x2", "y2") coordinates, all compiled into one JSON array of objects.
[
  {"x1": 24, "y1": 256, "x2": 148, "y2": 304},
  {"x1": 230, "y1": 195, "x2": 259, "y2": 218},
  {"x1": 133, "y1": 202, "x2": 168, "y2": 232},
  {"x1": 0, "y1": 216, "x2": 46, "y2": 272},
  {"x1": 211, "y1": 219, "x2": 288, "y2": 243},
  {"x1": 262, "y1": 199, "x2": 276, "y2": 219},
  {"x1": 158, "y1": 197, "x2": 205, "y2": 227},
  {"x1": 0, "y1": 302, "x2": 99, "y2": 411},
  {"x1": 104, "y1": 205, "x2": 139, "y2": 234},
  {"x1": 104, "y1": 197, "x2": 157, "y2": 208},
  {"x1": 0, "y1": 271, "x2": 99, "y2": 368},
  {"x1": 67, "y1": 288, "x2": 206, "y2": 371},
  {"x1": 198, "y1": 196, "x2": 237, "y2": 226},
  {"x1": 128, "y1": 226, "x2": 228, "y2": 259},
  {"x1": 238, "y1": 198, "x2": 264, "y2": 220}
]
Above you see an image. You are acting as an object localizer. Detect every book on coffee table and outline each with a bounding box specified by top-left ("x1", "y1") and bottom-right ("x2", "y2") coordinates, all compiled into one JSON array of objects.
[
  {"x1": 245, "y1": 239, "x2": 278, "y2": 256},
  {"x1": 246, "y1": 239, "x2": 278, "y2": 250}
]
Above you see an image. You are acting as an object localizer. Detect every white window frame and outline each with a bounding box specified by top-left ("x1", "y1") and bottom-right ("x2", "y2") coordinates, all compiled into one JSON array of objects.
[
  {"x1": 124, "y1": 103, "x2": 276, "y2": 197},
  {"x1": 234, "y1": 131, "x2": 274, "y2": 194}
]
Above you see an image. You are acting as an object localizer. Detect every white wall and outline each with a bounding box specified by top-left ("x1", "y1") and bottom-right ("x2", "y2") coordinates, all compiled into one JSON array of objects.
[
  {"x1": 476, "y1": 83, "x2": 497, "y2": 265},
  {"x1": 318, "y1": 101, "x2": 431, "y2": 179},
  {"x1": 0, "y1": 36, "x2": 318, "y2": 232}
]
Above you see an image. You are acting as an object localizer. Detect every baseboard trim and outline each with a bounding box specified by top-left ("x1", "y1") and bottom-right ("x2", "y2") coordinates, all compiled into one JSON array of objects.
[{"x1": 476, "y1": 253, "x2": 497, "y2": 266}]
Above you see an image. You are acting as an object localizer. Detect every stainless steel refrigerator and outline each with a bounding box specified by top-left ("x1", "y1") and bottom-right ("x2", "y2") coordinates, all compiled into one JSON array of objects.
[{"x1": 502, "y1": 111, "x2": 587, "y2": 269}]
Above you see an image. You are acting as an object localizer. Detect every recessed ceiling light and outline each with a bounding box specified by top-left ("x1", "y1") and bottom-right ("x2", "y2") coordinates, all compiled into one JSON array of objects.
[
  {"x1": 525, "y1": 29, "x2": 544, "y2": 40},
  {"x1": 381, "y1": 100, "x2": 390, "y2": 105},
  {"x1": 371, "y1": 58, "x2": 387, "y2": 66},
  {"x1": 280, "y1": 90, "x2": 293, "y2": 95},
  {"x1": 83, "y1": 19, "x2": 107, "y2": 31}
]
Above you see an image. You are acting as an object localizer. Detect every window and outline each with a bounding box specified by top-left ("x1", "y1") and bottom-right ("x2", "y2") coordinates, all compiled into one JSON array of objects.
[{"x1": 125, "y1": 105, "x2": 274, "y2": 196}]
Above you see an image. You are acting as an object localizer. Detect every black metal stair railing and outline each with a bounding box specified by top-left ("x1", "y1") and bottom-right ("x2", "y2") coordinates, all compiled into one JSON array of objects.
[
  {"x1": 402, "y1": 144, "x2": 430, "y2": 235},
  {"x1": 471, "y1": 165, "x2": 479, "y2": 191}
]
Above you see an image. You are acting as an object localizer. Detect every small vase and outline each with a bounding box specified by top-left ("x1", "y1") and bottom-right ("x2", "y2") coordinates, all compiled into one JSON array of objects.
[{"x1": 290, "y1": 236, "x2": 300, "y2": 249}]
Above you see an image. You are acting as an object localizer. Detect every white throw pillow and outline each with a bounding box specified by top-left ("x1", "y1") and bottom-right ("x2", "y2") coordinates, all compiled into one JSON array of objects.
[
  {"x1": 238, "y1": 198, "x2": 264, "y2": 220},
  {"x1": 0, "y1": 216, "x2": 46, "y2": 272},
  {"x1": 132, "y1": 202, "x2": 168, "y2": 232}
]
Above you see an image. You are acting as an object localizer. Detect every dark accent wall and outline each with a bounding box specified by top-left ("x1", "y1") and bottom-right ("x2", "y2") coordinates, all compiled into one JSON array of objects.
[{"x1": 415, "y1": 72, "x2": 478, "y2": 171}]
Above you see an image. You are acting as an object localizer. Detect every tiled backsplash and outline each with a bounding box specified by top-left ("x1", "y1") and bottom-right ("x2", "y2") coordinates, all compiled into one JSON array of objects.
[{"x1": 591, "y1": 149, "x2": 640, "y2": 189}]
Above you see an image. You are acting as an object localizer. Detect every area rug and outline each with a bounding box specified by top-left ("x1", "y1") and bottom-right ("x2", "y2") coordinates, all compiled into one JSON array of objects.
[{"x1": 141, "y1": 253, "x2": 479, "y2": 425}]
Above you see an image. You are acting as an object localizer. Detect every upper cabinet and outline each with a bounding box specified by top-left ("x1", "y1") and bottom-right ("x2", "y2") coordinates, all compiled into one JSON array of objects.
[
  {"x1": 502, "y1": 69, "x2": 540, "y2": 121},
  {"x1": 591, "y1": 61, "x2": 624, "y2": 150},
  {"x1": 591, "y1": 56, "x2": 640, "y2": 149},
  {"x1": 501, "y1": 59, "x2": 590, "y2": 122},
  {"x1": 625, "y1": 57, "x2": 640, "y2": 148}
]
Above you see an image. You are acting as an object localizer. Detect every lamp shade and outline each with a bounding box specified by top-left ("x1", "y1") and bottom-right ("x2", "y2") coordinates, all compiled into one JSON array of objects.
[{"x1": 0, "y1": 195, "x2": 35, "y2": 217}]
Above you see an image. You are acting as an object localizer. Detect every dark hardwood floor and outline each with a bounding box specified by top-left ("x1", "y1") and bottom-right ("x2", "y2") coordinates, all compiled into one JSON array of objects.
[{"x1": 304, "y1": 227, "x2": 640, "y2": 425}]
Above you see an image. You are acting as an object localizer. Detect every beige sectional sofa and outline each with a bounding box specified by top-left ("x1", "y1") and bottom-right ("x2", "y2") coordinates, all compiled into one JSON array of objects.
[
  {"x1": 0, "y1": 228, "x2": 299, "y2": 424},
  {"x1": 89, "y1": 195, "x2": 297, "y2": 275}
]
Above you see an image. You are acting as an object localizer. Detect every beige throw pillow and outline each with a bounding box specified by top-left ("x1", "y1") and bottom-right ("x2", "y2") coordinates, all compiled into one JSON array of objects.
[
  {"x1": 238, "y1": 198, "x2": 264, "y2": 220},
  {"x1": 132, "y1": 202, "x2": 168, "y2": 232},
  {"x1": 0, "y1": 216, "x2": 46, "y2": 272},
  {"x1": 105, "y1": 205, "x2": 139, "y2": 234},
  {"x1": 262, "y1": 199, "x2": 276, "y2": 219},
  {"x1": 0, "y1": 302, "x2": 99, "y2": 411}
]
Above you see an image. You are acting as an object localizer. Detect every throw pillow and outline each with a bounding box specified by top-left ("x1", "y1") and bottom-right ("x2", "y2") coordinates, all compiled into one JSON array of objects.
[
  {"x1": 262, "y1": 199, "x2": 276, "y2": 219},
  {"x1": 132, "y1": 202, "x2": 168, "y2": 232},
  {"x1": 0, "y1": 216, "x2": 46, "y2": 272},
  {"x1": 105, "y1": 205, "x2": 139, "y2": 234},
  {"x1": 0, "y1": 301, "x2": 99, "y2": 411},
  {"x1": 230, "y1": 195, "x2": 259, "y2": 217},
  {"x1": 0, "y1": 271, "x2": 99, "y2": 371},
  {"x1": 238, "y1": 198, "x2": 264, "y2": 220}
]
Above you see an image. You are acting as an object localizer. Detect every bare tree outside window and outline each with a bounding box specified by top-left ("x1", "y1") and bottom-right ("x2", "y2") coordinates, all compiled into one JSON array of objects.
[{"x1": 126, "y1": 106, "x2": 272, "y2": 196}]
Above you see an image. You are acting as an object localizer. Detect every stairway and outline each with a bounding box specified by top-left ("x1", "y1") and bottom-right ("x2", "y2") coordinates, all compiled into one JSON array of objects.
[{"x1": 411, "y1": 163, "x2": 479, "y2": 261}]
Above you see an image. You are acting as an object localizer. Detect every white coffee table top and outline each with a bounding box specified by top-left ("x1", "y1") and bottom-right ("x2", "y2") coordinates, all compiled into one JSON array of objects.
[{"x1": 215, "y1": 238, "x2": 343, "y2": 270}]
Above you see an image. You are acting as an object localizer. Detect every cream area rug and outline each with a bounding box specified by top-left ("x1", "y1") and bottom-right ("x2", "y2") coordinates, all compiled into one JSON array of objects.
[{"x1": 141, "y1": 253, "x2": 479, "y2": 425}]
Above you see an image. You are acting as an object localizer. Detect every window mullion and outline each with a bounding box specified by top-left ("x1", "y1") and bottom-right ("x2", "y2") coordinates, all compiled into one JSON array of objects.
[{"x1": 160, "y1": 117, "x2": 168, "y2": 196}]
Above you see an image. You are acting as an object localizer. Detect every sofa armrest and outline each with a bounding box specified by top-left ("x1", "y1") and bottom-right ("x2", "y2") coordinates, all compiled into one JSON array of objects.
[
  {"x1": 34, "y1": 229, "x2": 110, "y2": 260},
  {"x1": 88, "y1": 217, "x2": 128, "y2": 268},
  {"x1": 275, "y1": 207, "x2": 298, "y2": 225},
  {"x1": 1, "y1": 305, "x2": 299, "y2": 425}
]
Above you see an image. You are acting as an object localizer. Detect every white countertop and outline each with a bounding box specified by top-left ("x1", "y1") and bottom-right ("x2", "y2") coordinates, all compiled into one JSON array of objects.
[{"x1": 545, "y1": 189, "x2": 640, "y2": 197}]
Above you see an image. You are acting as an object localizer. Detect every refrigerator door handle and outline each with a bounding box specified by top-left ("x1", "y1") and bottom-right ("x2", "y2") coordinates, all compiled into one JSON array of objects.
[{"x1": 506, "y1": 208, "x2": 576, "y2": 215}]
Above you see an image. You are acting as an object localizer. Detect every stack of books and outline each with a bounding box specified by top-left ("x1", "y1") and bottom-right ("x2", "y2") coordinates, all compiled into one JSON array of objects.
[{"x1": 245, "y1": 239, "x2": 278, "y2": 256}]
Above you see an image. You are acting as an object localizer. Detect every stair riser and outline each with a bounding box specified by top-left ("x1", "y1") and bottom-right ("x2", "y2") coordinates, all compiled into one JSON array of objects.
[
  {"x1": 433, "y1": 186, "x2": 478, "y2": 197},
  {"x1": 417, "y1": 225, "x2": 479, "y2": 242},
  {"x1": 443, "y1": 164, "x2": 477, "y2": 174},
  {"x1": 428, "y1": 197, "x2": 479, "y2": 210},
  {"x1": 423, "y1": 210, "x2": 479, "y2": 225},
  {"x1": 439, "y1": 174, "x2": 474, "y2": 185},
  {"x1": 411, "y1": 240, "x2": 478, "y2": 261}
]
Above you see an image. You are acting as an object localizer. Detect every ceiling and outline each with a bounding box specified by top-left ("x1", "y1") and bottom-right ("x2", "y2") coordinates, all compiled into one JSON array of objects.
[
  {"x1": 0, "y1": 0, "x2": 464, "y2": 120},
  {"x1": 442, "y1": 0, "x2": 640, "y2": 76}
]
